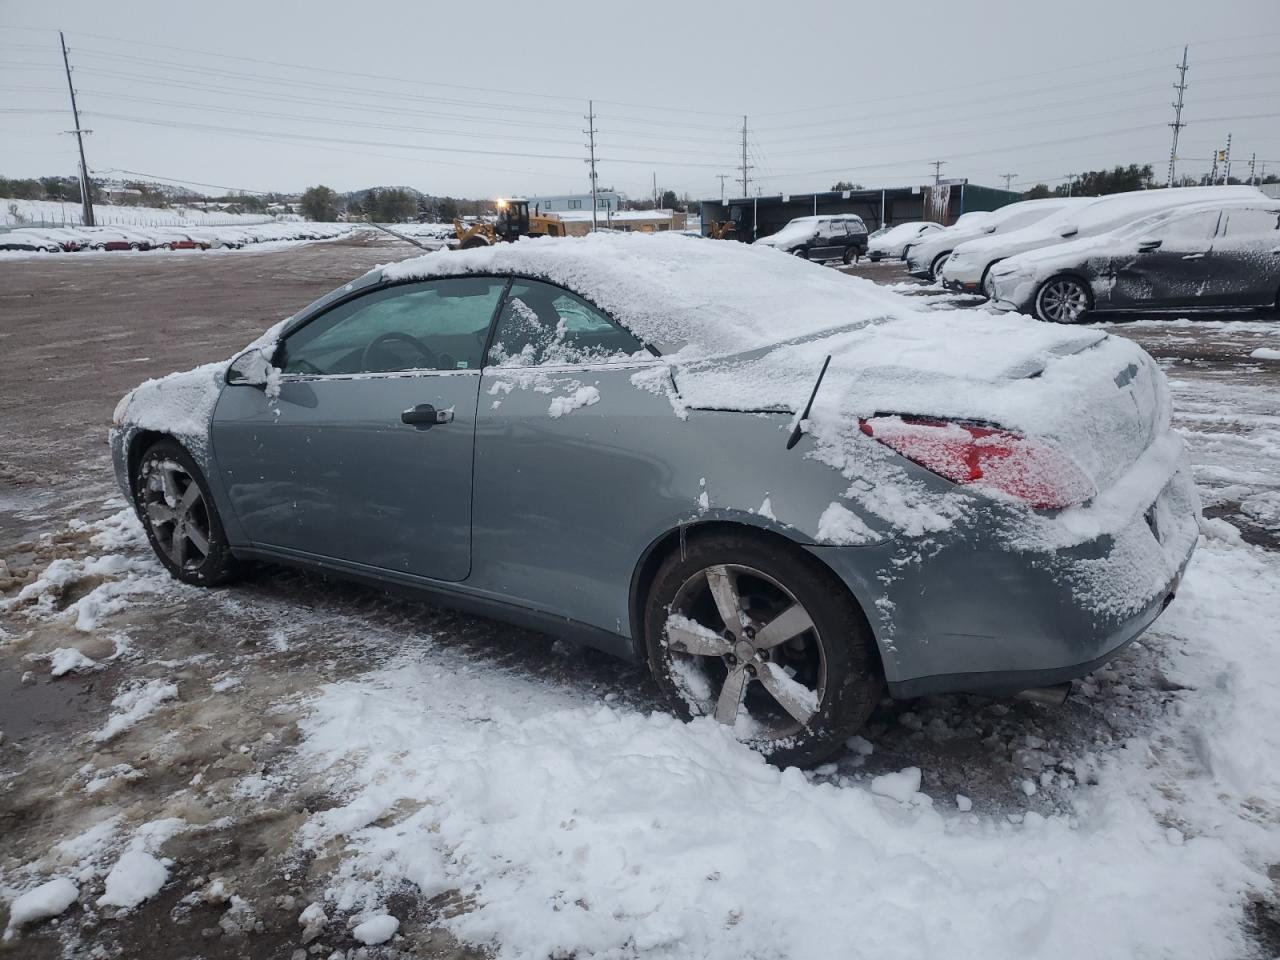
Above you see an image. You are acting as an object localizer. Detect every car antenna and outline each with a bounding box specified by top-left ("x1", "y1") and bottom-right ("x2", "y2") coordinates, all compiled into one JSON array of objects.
[
  {"x1": 364, "y1": 219, "x2": 430, "y2": 250},
  {"x1": 786, "y1": 354, "x2": 832, "y2": 451}
]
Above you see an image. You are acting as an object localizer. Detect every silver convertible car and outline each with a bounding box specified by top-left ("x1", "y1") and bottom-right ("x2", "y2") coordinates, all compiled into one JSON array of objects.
[{"x1": 111, "y1": 234, "x2": 1199, "y2": 766}]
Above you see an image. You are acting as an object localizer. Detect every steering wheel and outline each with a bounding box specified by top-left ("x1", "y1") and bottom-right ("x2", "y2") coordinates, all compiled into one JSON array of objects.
[{"x1": 361, "y1": 331, "x2": 437, "y2": 372}]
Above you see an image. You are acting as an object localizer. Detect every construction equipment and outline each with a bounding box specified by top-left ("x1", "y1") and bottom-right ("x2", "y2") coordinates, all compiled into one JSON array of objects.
[
  {"x1": 454, "y1": 198, "x2": 567, "y2": 248},
  {"x1": 706, "y1": 220, "x2": 740, "y2": 240}
]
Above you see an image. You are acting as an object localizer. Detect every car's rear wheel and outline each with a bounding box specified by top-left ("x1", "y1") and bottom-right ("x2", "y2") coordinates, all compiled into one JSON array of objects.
[
  {"x1": 842, "y1": 246, "x2": 858, "y2": 265},
  {"x1": 133, "y1": 438, "x2": 238, "y2": 587},
  {"x1": 644, "y1": 532, "x2": 880, "y2": 768},
  {"x1": 791, "y1": 248, "x2": 809, "y2": 259},
  {"x1": 1035, "y1": 275, "x2": 1092, "y2": 323},
  {"x1": 930, "y1": 252, "x2": 951, "y2": 280}
]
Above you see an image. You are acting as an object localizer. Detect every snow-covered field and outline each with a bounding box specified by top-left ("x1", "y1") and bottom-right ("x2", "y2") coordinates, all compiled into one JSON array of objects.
[
  {"x1": 1, "y1": 196, "x2": 286, "y2": 229},
  {"x1": 1, "y1": 245, "x2": 1278, "y2": 958}
]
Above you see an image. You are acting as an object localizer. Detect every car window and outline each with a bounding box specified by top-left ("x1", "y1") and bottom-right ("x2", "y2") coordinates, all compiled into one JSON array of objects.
[
  {"x1": 1149, "y1": 210, "x2": 1220, "y2": 246},
  {"x1": 1220, "y1": 209, "x2": 1280, "y2": 238},
  {"x1": 488, "y1": 279, "x2": 647, "y2": 367},
  {"x1": 278, "y1": 277, "x2": 504, "y2": 376}
]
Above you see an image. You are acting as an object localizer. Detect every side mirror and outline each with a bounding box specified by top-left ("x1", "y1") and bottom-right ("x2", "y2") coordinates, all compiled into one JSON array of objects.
[
  {"x1": 982, "y1": 224, "x2": 997, "y2": 234},
  {"x1": 1136, "y1": 237, "x2": 1162, "y2": 253},
  {"x1": 1058, "y1": 224, "x2": 1079, "y2": 238},
  {"x1": 226, "y1": 347, "x2": 274, "y2": 387}
]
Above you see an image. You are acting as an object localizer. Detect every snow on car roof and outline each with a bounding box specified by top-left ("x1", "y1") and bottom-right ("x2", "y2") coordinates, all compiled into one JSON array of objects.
[{"x1": 381, "y1": 232, "x2": 926, "y2": 355}]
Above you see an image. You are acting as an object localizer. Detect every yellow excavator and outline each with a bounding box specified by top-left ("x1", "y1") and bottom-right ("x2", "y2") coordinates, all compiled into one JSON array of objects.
[
  {"x1": 705, "y1": 220, "x2": 740, "y2": 240},
  {"x1": 454, "y1": 198, "x2": 567, "y2": 248}
]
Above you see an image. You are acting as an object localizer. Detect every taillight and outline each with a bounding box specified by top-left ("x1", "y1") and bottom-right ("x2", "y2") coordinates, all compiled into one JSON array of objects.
[{"x1": 858, "y1": 416, "x2": 1094, "y2": 510}]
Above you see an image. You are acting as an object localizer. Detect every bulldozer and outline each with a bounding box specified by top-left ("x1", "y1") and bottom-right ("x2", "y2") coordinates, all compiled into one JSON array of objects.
[
  {"x1": 453, "y1": 198, "x2": 567, "y2": 248},
  {"x1": 705, "y1": 220, "x2": 739, "y2": 240}
]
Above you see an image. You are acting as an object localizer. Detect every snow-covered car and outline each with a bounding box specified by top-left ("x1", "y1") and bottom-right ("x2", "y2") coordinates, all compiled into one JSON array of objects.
[
  {"x1": 866, "y1": 221, "x2": 943, "y2": 261},
  {"x1": 753, "y1": 215, "x2": 869, "y2": 263},
  {"x1": 0, "y1": 228, "x2": 65, "y2": 252},
  {"x1": 75, "y1": 226, "x2": 155, "y2": 251},
  {"x1": 148, "y1": 228, "x2": 212, "y2": 251},
  {"x1": 938, "y1": 185, "x2": 1268, "y2": 297},
  {"x1": 8, "y1": 227, "x2": 86, "y2": 252},
  {"x1": 110, "y1": 233, "x2": 1198, "y2": 767},
  {"x1": 906, "y1": 198, "x2": 1090, "y2": 280},
  {"x1": 988, "y1": 198, "x2": 1280, "y2": 323}
]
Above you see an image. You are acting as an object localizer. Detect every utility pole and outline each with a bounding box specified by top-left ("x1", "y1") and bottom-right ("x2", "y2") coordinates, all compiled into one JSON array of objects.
[
  {"x1": 717, "y1": 174, "x2": 730, "y2": 204},
  {"x1": 1000, "y1": 173, "x2": 1017, "y2": 191},
  {"x1": 931, "y1": 160, "x2": 946, "y2": 186},
  {"x1": 1064, "y1": 173, "x2": 1076, "y2": 197},
  {"x1": 1248, "y1": 153, "x2": 1257, "y2": 185},
  {"x1": 584, "y1": 100, "x2": 599, "y2": 232},
  {"x1": 738, "y1": 116, "x2": 751, "y2": 199},
  {"x1": 653, "y1": 171, "x2": 658, "y2": 209},
  {"x1": 1167, "y1": 45, "x2": 1189, "y2": 187},
  {"x1": 59, "y1": 30, "x2": 94, "y2": 227},
  {"x1": 1222, "y1": 132, "x2": 1232, "y2": 183}
]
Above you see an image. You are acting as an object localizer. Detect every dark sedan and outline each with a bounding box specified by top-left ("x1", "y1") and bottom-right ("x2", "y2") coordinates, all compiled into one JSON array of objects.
[{"x1": 989, "y1": 199, "x2": 1280, "y2": 323}]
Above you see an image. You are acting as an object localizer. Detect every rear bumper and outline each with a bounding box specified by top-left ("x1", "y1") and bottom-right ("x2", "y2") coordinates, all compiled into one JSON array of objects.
[{"x1": 810, "y1": 466, "x2": 1201, "y2": 699}]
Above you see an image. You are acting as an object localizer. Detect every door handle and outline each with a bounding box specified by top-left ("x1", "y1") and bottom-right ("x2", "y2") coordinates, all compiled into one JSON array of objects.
[
  {"x1": 400, "y1": 404, "x2": 453, "y2": 428},
  {"x1": 1181, "y1": 252, "x2": 1205, "y2": 260}
]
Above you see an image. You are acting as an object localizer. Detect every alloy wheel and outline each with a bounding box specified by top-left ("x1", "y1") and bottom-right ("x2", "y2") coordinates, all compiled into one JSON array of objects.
[
  {"x1": 1037, "y1": 277, "x2": 1090, "y2": 323},
  {"x1": 662, "y1": 563, "x2": 826, "y2": 738},
  {"x1": 140, "y1": 459, "x2": 212, "y2": 571}
]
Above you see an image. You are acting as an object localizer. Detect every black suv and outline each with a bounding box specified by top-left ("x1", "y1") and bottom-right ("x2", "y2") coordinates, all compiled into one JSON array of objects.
[{"x1": 754, "y1": 215, "x2": 869, "y2": 263}]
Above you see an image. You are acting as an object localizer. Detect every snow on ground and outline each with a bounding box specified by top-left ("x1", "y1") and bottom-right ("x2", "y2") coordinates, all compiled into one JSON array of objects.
[{"x1": 1, "y1": 197, "x2": 282, "y2": 229}]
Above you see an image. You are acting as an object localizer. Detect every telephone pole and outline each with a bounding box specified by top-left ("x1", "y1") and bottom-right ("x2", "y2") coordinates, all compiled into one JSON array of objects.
[
  {"x1": 1000, "y1": 172, "x2": 1018, "y2": 191},
  {"x1": 738, "y1": 116, "x2": 751, "y2": 199},
  {"x1": 1222, "y1": 132, "x2": 1232, "y2": 183},
  {"x1": 1064, "y1": 173, "x2": 1076, "y2": 197},
  {"x1": 1167, "y1": 45, "x2": 1189, "y2": 187},
  {"x1": 931, "y1": 160, "x2": 946, "y2": 186},
  {"x1": 1248, "y1": 152, "x2": 1257, "y2": 185},
  {"x1": 717, "y1": 174, "x2": 730, "y2": 203},
  {"x1": 584, "y1": 99, "x2": 599, "y2": 232},
  {"x1": 59, "y1": 30, "x2": 94, "y2": 227}
]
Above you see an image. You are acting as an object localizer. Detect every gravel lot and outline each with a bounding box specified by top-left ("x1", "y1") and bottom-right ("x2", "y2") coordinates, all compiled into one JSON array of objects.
[{"x1": 2, "y1": 236, "x2": 1278, "y2": 958}]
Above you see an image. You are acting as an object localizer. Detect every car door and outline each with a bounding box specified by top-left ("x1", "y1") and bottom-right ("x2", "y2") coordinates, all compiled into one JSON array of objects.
[
  {"x1": 812, "y1": 220, "x2": 846, "y2": 259},
  {"x1": 471, "y1": 278, "x2": 675, "y2": 629},
  {"x1": 1112, "y1": 210, "x2": 1220, "y2": 309},
  {"x1": 1204, "y1": 208, "x2": 1280, "y2": 306},
  {"x1": 210, "y1": 276, "x2": 507, "y2": 581}
]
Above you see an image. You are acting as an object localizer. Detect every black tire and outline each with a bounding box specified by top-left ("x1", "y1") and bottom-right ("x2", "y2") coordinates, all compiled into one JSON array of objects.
[
  {"x1": 930, "y1": 252, "x2": 952, "y2": 280},
  {"x1": 842, "y1": 246, "x2": 857, "y2": 265},
  {"x1": 643, "y1": 531, "x2": 881, "y2": 768},
  {"x1": 1034, "y1": 274, "x2": 1093, "y2": 324},
  {"x1": 791, "y1": 248, "x2": 809, "y2": 259},
  {"x1": 461, "y1": 237, "x2": 489, "y2": 249},
  {"x1": 132, "y1": 438, "x2": 239, "y2": 587}
]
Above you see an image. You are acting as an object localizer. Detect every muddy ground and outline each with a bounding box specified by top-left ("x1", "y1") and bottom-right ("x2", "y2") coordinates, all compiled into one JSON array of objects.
[{"x1": 1, "y1": 236, "x2": 1278, "y2": 958}]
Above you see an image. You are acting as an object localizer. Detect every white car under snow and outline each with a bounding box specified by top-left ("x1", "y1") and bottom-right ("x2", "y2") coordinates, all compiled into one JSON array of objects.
[{"x1": 866, "y1": 221, "x2": 944, "y2": 261}]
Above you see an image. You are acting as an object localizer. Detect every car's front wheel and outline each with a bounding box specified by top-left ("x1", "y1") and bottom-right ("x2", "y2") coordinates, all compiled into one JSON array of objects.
[
  {"x1": 1035, "y1": 275, "x2": 1092, "y2": 323},
  {"x1": 644, "y1": 532, "x2": 880, "y2": 768},
  {"x1": 133, "y1": 438, "x2": 239, "y2": 586},
  {"x1": 842, "y1": 246, "x2": 858, "y2": 265},
  {"x1": 930, "y1": 252, "x2": 951, "y2": 280}
]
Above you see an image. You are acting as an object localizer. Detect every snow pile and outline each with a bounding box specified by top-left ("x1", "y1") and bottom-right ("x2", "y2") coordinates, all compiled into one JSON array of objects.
[
  {"x1": 47, "y1": 648, "x2": 98, "y2": 676},
  {"x1": 3, "y1": 878, "x2": 78, "y2": 937},
  {"x1": 1250, "y1": 346, "x2": 1280, "y2": 361},
  {"x1": 291, "y1": 624, "x2": 1267, "y2": 960},
  {"x1": 95, "y1": 851, "x2": 168, "y2": 910},
  {"x1": 352, "y1": 914, "x2": 399, "y2": 945}
]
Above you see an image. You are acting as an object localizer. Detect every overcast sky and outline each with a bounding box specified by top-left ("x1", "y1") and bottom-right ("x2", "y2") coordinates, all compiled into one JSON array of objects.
[{"x1": 2, "y1": 0, "x2": 1278, "y2": 201}]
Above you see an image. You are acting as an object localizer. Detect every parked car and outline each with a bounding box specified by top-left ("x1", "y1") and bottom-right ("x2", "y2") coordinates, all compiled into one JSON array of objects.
[
  {"x1": 988, "y1": 198, "x2": 1280, "y2": 323},
  {"x1": 867, "y1": 221, "x2": 944, "y2": 261},
  {"x1": 111, "y1": 234, "x2": 1197, "y2": 767},
  {"x1": 11, "y1": 227, "x2": 86, "y2": 252},
  {"x1": 753, "y1": 215, "x2": 869, "y2": 263},
  {"x1": 150, "y1": 228, "x2": 212, "y2": 251},
  {"x1": 906, "y1": 198, "x2": 1089, "y2": 280},
  {"x1": 76, "y1": 226, "x2": 155, "y2": 251},
  {"x1": 0, "y1": 229, "x2": 64, "y2": 252},
  {"x1": 939, "y1": 186, "x2": 1268, "y2": 296}
]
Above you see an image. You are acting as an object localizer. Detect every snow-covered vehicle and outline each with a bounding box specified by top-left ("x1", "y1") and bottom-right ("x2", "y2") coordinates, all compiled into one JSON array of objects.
[
  {"x1": 753, "y1": 215, "x2": 869, "y2": 263},
  {"x1": 147, "y1": 228, "x2": 212, "y2": 251},
  {"x1": 988, "y1": 197, "x2": 1280, "y2": 323},
  {"x1": 6, "y1": 227, "x2": 86, "y2": 252},
  {"x1": 866, "y1": 221, "x2": 943, "y2": 261},
  {"x1": 74, "y1": 226, "x2": 156, "y2": 251},
  {"x1": 939, "y1": 185, "x2": 1268, "y2": 297},
  {"x1": 906, "y1": 198, "x2": 1089, "y2": 280},
  {"x1": 0, "y1": 228, "x2": 65, "y2": 252},
  {"x1": 110, "y1": 233, "x2": 1198, "y2": 767}
]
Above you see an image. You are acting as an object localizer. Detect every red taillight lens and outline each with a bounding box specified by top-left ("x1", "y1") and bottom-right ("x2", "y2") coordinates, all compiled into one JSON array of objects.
[{"x1": 858, "y1": 416, "x2": 1094, "y2": 510}]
